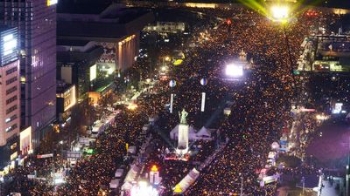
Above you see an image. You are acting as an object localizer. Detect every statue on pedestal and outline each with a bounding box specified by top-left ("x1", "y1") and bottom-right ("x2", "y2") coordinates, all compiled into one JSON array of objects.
[{"x1": 179, "y1": 109, "x2": 188, "y2": 124}]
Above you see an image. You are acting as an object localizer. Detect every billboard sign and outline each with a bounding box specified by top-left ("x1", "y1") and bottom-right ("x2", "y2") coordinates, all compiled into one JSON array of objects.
[
  {"x1": 63, "y1": 85, "x2": 76, "y2": 111},
  {"x1": 20, "y1": 126, "x2": 32, "y2": 156},
  {"x1": 90, "y1": 64, "x2": 97, "y2": 81},
  {"x1": 0, "y1": 27, "x2": 18, "y2": 66}
]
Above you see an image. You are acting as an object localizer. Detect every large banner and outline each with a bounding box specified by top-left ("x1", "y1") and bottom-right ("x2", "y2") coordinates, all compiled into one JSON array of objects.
[
  {"x1": 173, "y1": 168, "x2": 200, "y2": 195},
  {"x1": 37, "y1": 153, "x2": 54, "y2": 159},
  {"x1": 20, "y1": 127, "x2": 32, "y2": 155}
]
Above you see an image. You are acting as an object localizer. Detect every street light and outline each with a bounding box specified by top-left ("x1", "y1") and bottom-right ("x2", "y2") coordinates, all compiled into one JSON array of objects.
[
  {"x1": 59, "y1": 140, "x2": 64, "y2": 163},
  {"x1": 240, "y1": 174, "x2": 244, "y2": 196},
  {"x1": 200, "y1": 78, "x2": 208, "y2": 112},
  {"x1": 169, "y1": 79, "x2": 176, "y2": 114},
  {"x1": 233, "y1": 173, "x2": 244, "y2": 196}
]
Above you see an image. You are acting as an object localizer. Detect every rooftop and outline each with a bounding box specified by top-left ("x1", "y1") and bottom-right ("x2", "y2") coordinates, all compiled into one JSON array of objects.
[
  {"x1": 57, "y1": 1, "x2": 111, "y2": 15},
  {"x1": 57, "y1": 2, "x2": 151, "y2": 24},
  {"x1": 57, "y1": 39, "x2": 91, "y2": 47}
]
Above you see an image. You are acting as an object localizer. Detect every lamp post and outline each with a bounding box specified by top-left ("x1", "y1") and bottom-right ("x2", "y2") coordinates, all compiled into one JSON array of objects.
[
  {"x1": 240, "y1": 175, "x2": 244, "y2": 196},
  {"x1": 169, "y1": 79, "x2": 176, "y2": 114},
  {"x1": 346, "y1": 136, "x2": 350, "y2": 196},
  {"x1": 200, "y1": 78, "x2": 208, "y2": 112},
  {"x1": 302, "y1": 176, "x2": 305, "y2": 195},
  {"x1": 0, "y1": 176, "x2": 3, "y2": 196},
  {"x1": 59, "y1": 140, "x2": 64, "y2": 164}
]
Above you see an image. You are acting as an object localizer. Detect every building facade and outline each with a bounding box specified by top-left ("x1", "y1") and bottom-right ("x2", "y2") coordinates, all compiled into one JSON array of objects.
[
  {"x1": 57, "y1": 3, "x2": 154, "y2": 72},
  {"x1": 0, "y1": 26, "x2": 20, "y2": 172},
  {"x1": 0, "y1": 0, "x2": 57, "y2": 148},
  {"x1": 57, "y1": 40, "x2": 105, "y2": 102}
]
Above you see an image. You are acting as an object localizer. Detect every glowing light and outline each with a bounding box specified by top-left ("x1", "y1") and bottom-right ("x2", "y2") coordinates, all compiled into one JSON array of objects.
[
  {"x1": 173, "y1": 59, "x2": 183, "y2": 66},
  {"x1": 200, "y1": 78, "x2": 208, "y2": 86},
  {"x1": 316, "y1": 114, "x2": 328, "y2": 121},
  {"x1": 173, "y1": 185, "x2": 183, "y2": 193},
  {"x1": 20, "y1": 76, "x2": 26, "y2": 83},
  {"x1": 130, "y1": 181, "x2": 159, "y2": 196},
  {"x1": 225, "y1": 63, "x2": 243, "y2": 77},
  {"x1": 270, "y1": 5, "x2": 290, "y2": 22},
  {"x1": 3, "y1": 35, "x2": 17, "y2": 56},
  {"x1": 90, "y1": 64, "x2": 97, "y2": 81},
  {"x1": 161, "y1": 66, "x2": 168, "y2": 72},
  {"x1": 127, "y1": 103, "x2": 138, "y2": 110},
  {"x1": 151, "y1": 165, "x2": 158, "y2": 172},
  {"x1": 3, "y1": 34, "x2": 13, "y2": 42},
  {"x1": 332, "y1": 103, "x2": 343, "y2": 114},
  {"x1": 54, "y1": 178, "x2": 65, "y2": 184},
  {"x1": 169, "y1": 80, "x2": 176, "y2": 88},
  {"x1": 47, "y1": 0, "x2": 58, "y2": 6}
]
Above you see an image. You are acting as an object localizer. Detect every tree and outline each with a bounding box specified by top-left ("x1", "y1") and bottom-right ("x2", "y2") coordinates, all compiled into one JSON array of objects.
[{"x1": 277, "y1": 155, "x2": 302, "y2": 168}]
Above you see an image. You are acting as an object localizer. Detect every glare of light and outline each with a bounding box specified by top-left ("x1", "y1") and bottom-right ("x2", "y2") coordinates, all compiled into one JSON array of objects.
[
  {"x1": 138, "y1": 180, "x2": 148, "y2": 188},
  {"x1": 73, "y1": 147, "x2": 80, "y2": 152},
  {"x1": 224, "y1": 108, "x2": 231, "y2": 116},
  {"x1": 270, "y1": 5, "x2": 290, "y2": 22},
  {"x1": 127, "y1": 103, "x2": 138, "y2": 110},
  {"x1": 150, "y1": 165, "x2": 158, "y2": 172},
  {"x1": 54, "y1": 177, "x2": 65, "y2": 184},
  {"x1": 130, "y1": 181, "x2": 159, "y2": 196},
  {"x1": 173, "y1": 59, "x2": 183, "y2": 66},
  {"x1": 332, "y1": 103, "x2": 343, "y2": 114},
  {"x1": 316, "y1": 114, "x2": 328, "y2": 121},
  {"x1": 225, "y1": 63, "x2": 243, "y2": 77}
]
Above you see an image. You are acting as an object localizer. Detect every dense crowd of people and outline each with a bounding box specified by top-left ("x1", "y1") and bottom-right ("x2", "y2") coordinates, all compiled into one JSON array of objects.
[
  {"x1": 156, "y1": 5, "x2": 334, "y2": 196},
  {"x1": 3, "y1": 3, "x2": 346, "y2": 196}
]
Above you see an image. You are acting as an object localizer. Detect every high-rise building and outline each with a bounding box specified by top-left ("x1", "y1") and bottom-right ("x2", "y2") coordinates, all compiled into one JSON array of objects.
[
  {"x1": 0, "y1": 26, "x2": 20, "y2": 172},
  {"x1": 0, "y1": 0, "x2": 57, "y2": 148}
]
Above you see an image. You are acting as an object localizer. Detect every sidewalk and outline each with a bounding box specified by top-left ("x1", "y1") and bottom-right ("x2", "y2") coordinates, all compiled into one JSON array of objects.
[
  {"x1": 276, "y1": 178, "x2": 342, "y2": 196},
  {"x1": 316, "y1": 178, "x2": 341, "y2": 196}
]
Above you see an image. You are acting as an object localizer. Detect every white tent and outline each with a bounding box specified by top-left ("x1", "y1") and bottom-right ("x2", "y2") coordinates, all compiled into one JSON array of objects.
[
  {"x1": 124, "y1": 164, "x2": 140, "y2": 183},
  {"x1": 121, "y1": 181, "x2": 133, "y2": 191},
  {"x1": 196, "y1": 126, "x2": 212, "y2": 138},
  {"x1": 110, "y1": 179, "x2": 120, "y2": 189}
]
